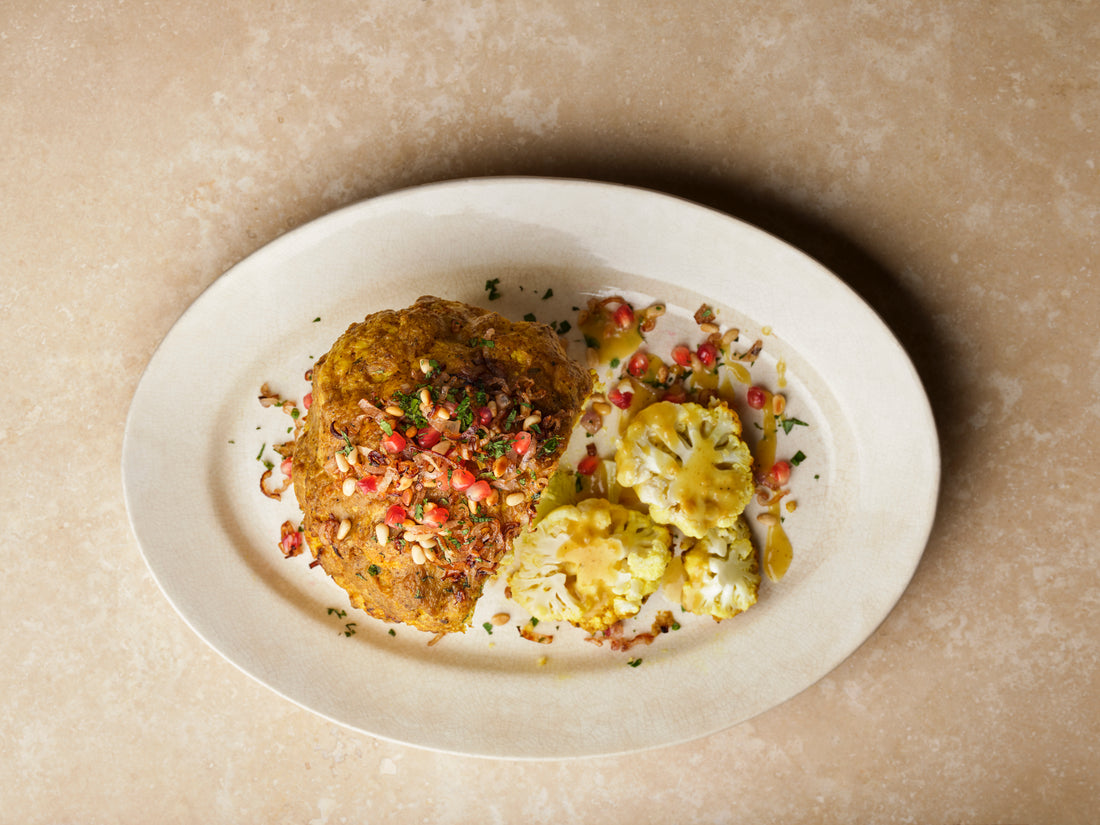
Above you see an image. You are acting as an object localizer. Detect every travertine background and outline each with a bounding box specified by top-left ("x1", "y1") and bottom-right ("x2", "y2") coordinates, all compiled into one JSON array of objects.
[{"x1": 2, "y1": 1, "x2": 1097, "y2": 822}]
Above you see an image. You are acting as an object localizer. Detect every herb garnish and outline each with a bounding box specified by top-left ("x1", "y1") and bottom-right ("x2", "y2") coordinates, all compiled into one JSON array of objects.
[
  {"x1": 627, "y1": 658, "x2": 642, "y2": 667},
  {"x1": 780, "y1": 416, "x2": 808, "y2": 435},
  {"x1": 523, "y1": 313, "x2": 537, "y2": 322},
  {"x1": 454, "y1": 395, "x2": 473, "y2": 431},
  {"x1": 791, "y1": 450, "x2": 807, "y2": 466},
  {"x1": 482, "y1": 622, "x2": 494, "y2": 634},
  {"x1": 542, "y1": 288, "x2": 553, "y2": 300},
  {"x1": 484, "y1": 278, "x2": 502, "y2": 300},
  {"x1": 391, "y1": 390, "x2": 428, "y2": 427},
  {"x1": 367, "y1": 564, "x2": 381, "y2": 576}
]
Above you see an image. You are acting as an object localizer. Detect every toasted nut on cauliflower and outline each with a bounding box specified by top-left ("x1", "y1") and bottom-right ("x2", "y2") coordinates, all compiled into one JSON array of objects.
[
  {"x1": 679, "y1": 518, "x2": 760, "y2": 619},
  {"x1": 614, "y1": 401, "x2": 754, "y2": 538},
  {"x1": 507, "y1": 498, "x2": 672, "y2": 632}
]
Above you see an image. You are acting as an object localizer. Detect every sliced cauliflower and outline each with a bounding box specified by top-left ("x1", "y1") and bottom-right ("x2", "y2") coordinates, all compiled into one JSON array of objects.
[
  {"x1": 614, "y1": 401, "x2": 754, "y2": 538},
  {"x1": 679, "y1": 518, "x2": 760, "y2": 619},
  {"x1": 507, "y1": 497, "x2": 672, "y2": 632}
]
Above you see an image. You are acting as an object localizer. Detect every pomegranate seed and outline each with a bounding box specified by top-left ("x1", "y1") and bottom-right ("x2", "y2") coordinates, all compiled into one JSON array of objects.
[
  {"x1": 384, "y1": 504, "x2": 406, "y2": 526},
  {"x1": 608, "y1": 388, "x2": 633, "y2": 409},
  {"x1": 424, "y1": 505, "x2": 449, "y2": 525},
  {"x1": 450, "y1": 467, "x2": 475, "y2": 491},
  {"x1": 771, "y1": 460, "x2": 792, "y2": 486},
  {"x1": 662, "y1": 387, "x2": 687, "y2": 404},
  {"x1": 612, "y1": 303, "x2": 635, "y2": 329},
  {"x1": 302, "y1": 392, "x2": 313, "y2": 410},
  {"x1": 382, "y1": 432, "x2": 407, "y2": 453},
  {"x1": 746, "y1": 386, "x2": 767, "y2": 409},
  {"x1": 416, "y1": 427, "x2": 441, "y2": 449},
  {"x1": 466, "y1": 480, "x2": 492, "y2": 501},
  {"x1": 671, "y1": 345, "x2": 692, "y2": 367},
  {"x1": 357, "y1": 476, "x2": 379, "y2": 494},
  {"x1": 476, "y1": 406, "x2": 493, "y2": 425},
  {"x1": 697, "y1": 342, "x2": 718, "y2": 367},
  {"x1": 512, "y1": 431, "x2": 533, "y2": 455},
  {"x1": 280, "y1": 457, "x2": 293, "y2": 478},
  {"x1": 627, "y1": 352, "x2": 649, "y2": 378},
  {"x1": 577, "y1": 454, "x2": 600, "y2": 475}
]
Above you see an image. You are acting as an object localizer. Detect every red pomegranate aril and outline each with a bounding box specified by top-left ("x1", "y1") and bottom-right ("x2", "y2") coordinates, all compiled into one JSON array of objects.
[
  {"x1": 450, "y1": 467, "x2": 475, "y2": 491},
  {"x1": 671, "y1": 345, "x2": 692, "y2": 367},
  {"x1": 577, "y1": 454, "x2": 600, "y2": 475},
  {"x1": 627, "y1": 352, "x2": 649, "y2": 378},
  {"x1": 512, "y1": 431, "x2": 533, "y2": 455},
  {"x1": 280, "y1": 457, "x2": 293, "y2": 478},
  {"x1": 746, "y1": 386, "x2": 767, "y2": 409},
  {"x1": 466, "y1": 480, "x2": 492, "y2": 501},
  {"x1": 424, "y1": 505, "x2": 449, "y2": 525},
  {"x1": 416, "y1": 427, "x2": 441, "y2": 449},
  {"x1": 662, "y1": 387, "x2": 687, "y2": 404},
  {"x1": 612, "y1": 302, "x2": 635, "y2": 329},
  {"x1": 302, "y1": 392, "x2": 313, "y2": 410},
  {"x1": 771, "y1": 460, "x2": 792, "y2": 486},
  {"x1": 608, "y1": 388, "x2": 633, "y2": 409},
  {"x1": 476, "y1": 406, "x2": 494, "y2": 425},
  {"x1": 697, "y1": 342, "x2": 718, "y2": 367},
  {"x1": 384, "y1": 504, "x2": 407, "y2": 526},
  {"x1": 382, "y1": 431, "x2": 407, "y2": 453},
  {"x1": 357, "y1": 476, "x2": 379, "y2": 494}
]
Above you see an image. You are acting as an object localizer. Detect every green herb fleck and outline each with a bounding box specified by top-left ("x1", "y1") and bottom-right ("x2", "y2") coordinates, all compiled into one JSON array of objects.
[
  {"x1": 482, "y1": 622, "x2": 494, "y2": 634},
  {"x1": 379, "y1": 420, "x2": 393, "y2": 436},
  {"x1": 627, "y1": 658, "x2": 642, "y2": 667},
  {"x1": 388, "y1": 628, "x2": 396, "y2": 636},
  {"x1": 367, "y1": 564, "x2": 381, "y2": 576},
  {"x1": 391, "y1": 390, "x2": 428, "y2": 427},
  {"x1": 780, "y1": 416, "x2": 808, "y2": 435},
  {"x1": 414, "y1": 502, "x2": 424, "y2": 522},
  {"x1": 455, "y1": 395, "x2": 473, "y2": 431},
  {"x1": 542, "y1": 288, "x2": 553, "y2": 300},
  {"x1": 584, "y1": 334, "x2": 599, "y2": 349},
  {"x1": 610, "y1": 358, "x2": 621, "y2": 368},
  {"x1": 484, "y1": 278, "x2": 502, "y2": 300},
  {"x1": 540, "y1": 435, "x2": 562, "y2": 455},
  {"x1": 313, "y1": 317, "x2": 321, "y2": 322},
  {"x1": 469, "y1": 337, "x2": 496, "y2": 349},
  {"x1": 555, "y1": 320, "x2": 572, "y2": 335},
  {"x1": 791, "y1": 450, "x2": 807, "y2": 466},
  {"x1": 343, "y1": 622, "x2": 357, "y2": 637},
  {"x1": 256, "y1": 443, "x2": 266, "y2": 461},
  {"x1": 529, "y1": 617, "x2": 539, "y2": 627},
  {"x1": 290, "y1": 407, "x2": 300, "y2": 420},
  {"x1": 327, "y1": 608, "x2": 347, "y2": 619},
  {"x1": 523, "y1": 313, "x2": 537, "y2": 322}
]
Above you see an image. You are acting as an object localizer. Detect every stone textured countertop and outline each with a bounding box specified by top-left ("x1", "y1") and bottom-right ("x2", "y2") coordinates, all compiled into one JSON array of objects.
[{"x1": 2, "y1": 2, "x2": 1097, "y2": 822}]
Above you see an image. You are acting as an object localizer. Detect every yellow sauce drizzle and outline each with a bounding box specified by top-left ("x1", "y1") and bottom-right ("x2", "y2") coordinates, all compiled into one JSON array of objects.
[
  {"x1": 755, "y1": 388, "x2": 793, "y2": 582},
  {"x1": 579, "y1": 313, "x2": 644, "y2": 367}
]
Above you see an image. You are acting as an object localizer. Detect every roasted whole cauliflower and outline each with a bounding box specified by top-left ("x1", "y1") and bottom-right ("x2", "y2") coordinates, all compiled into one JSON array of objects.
[
  {"x1": 614, "y1": 401, "x2": 754, "y2": 538},
  {"x1": 677, "y1": 518, "x2": 760, "y2": 619},
  {"x1": 507, "y1": 497, "x2": 672, "y2": 632}
]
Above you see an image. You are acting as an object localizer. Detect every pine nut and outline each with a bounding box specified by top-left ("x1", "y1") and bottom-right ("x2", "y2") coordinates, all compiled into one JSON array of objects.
[
  {"x1": 410, "y1": 544, "x2": 427, "y2": 565},
  {"x1": 419, "y1": 387, "x2": 432, "y2": 406},
  {"x1": 756, "y1": 513, "x2": 779, "y2": 527},
  {"x1": 419, "y1": 358, "x2": 432, "y2": 374},
  {"x1": 699, "y1": 322, "x2": 719, "y2": 334},
  {"x1": 375, "y1": 524, "x2": 390, "y2": 545},
  {"x1": 396, "y1": 476, "x2": 413, "y2": 491},
  {"x1": 772, "y1": 394, "x2": 787, "y2": 415},
  {"x1": 336, "y1": 518, "x2": 351, "y2": 540},
  {"x1": 342, "y1": 478, "x2": 357, "y2": 496},
  {"x1": 523, "y1": 412, "x2": 542, "y2": 430},
  {"x1": 334, "y1": 451, "x2": 349, "y2": 473},
  {"x1": 490, "y1": 612, "x2": 510, "y2": 626},
  {"x1": 346, "y1": 446, "x2": 359, "y2": 466},
  {"x1": 385, "y1": 405, "x2": 404, "y2": 417},
  {"x1": 592, "y1": 401, "x2": 612, "y2": 416},
  {"x1": 505, "y1": 492, "x2": 526, "y2": 507}
]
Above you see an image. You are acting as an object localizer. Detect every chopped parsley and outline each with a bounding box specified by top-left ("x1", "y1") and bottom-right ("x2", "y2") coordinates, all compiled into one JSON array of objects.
[
  {"x1": 388, "y1": 628, "x2": 396, "y2": 637},
  {"x1": 791, "y1": 450, "x2": 807, "y2": 466},
  {"x1": 627, "y1": 658, "x2": 642, "y2": 667},
  {"x1": 540, "y1": 435, "x2": 562, "y2": 455},
  {"x1": 583, "y1": 334, "x2": 599, "y2": 349},
  {"x1": 542, "y1": 288, "x2": 553, "y2": 300},
  {"x1": 482, "y1": 622, "x2": 494, "y2": 634},
  {"x1": 609, "y1": 358, "x2": 620, "y2": 368},
  {"x1": 343, "y1": 623, "x2": 357, "y2": 637},
  {"x1": 312, "y1": 317, "x2": 321, "y2": 323},
  {"x1": 367, "y1": 564, "x2": 381, "y2": 576},
  {"x1": 327, "y1": 607, "x2": 347, "y2": 619},
  {"x1": 484, "y1": 278, "x2": 502, "y2": 300},
  {"x1": 780, "y1": 416, "x2": 808, "y2": 435},
  {"x1": 391, "y1": 390, "x2": 428, "y2": 427},
  {"x1": 454, "y1": 395, "x2": 474, "y2": 431},
  {"x1": 379, "y1": 420, "x2": 393, "y2": 436},
  {"x1": 523, "y1": 313, "x2": 537, "y2": 322},
  {"x1": 469, "y1": 337, "x2": 496, "y2": 349}
]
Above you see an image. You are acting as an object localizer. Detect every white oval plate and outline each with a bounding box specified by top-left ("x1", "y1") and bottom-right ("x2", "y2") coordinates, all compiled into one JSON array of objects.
[{"x1": 123, "y1": 178, "x2": 939, "y2": 759}]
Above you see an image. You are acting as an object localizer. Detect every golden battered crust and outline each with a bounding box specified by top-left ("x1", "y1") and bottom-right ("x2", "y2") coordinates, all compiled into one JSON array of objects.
[{"x1": 292, "y1": 296, "x2": 592, "y2": 634}]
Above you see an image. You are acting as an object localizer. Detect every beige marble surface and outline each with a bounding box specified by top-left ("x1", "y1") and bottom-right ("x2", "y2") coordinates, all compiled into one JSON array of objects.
[{"x1": 2, "y1": 1, "x2": 1098, "y2": 822}]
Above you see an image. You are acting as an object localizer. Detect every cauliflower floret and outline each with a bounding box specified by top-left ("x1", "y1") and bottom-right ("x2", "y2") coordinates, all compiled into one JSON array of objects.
[
  {"x1": 507, "y1": 498, "x2": 672, "y2": 632},
  {"x1": 679, "y1": 518, "x2": 760, "y2": 619},
  {"x1": 614, "y1": 401, "x2": 754, "y2": 538}
]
